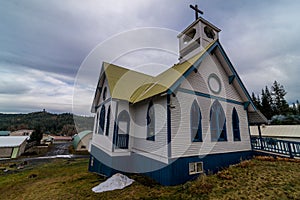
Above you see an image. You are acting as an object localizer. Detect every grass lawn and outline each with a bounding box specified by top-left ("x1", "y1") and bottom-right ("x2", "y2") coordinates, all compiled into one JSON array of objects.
[{"x1": 0, "y1": 156, "x2": 299, "y2": 200}]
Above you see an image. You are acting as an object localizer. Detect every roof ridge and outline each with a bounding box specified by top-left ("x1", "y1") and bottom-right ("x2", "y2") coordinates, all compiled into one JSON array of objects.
[
  {"x1": 95, "y1": 41, "x2": 218, "y2": 105},
  {"x1": 103, "y1": 62, "x2": 154, "y2": 78},
  {"x1": 103, "y1": 40, "x2": 217, "y2": 79}
]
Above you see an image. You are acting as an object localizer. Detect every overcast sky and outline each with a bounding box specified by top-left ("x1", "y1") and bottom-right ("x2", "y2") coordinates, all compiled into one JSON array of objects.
[{"x1": 1, "y1": 0, "x2": 299, "y2": 115}]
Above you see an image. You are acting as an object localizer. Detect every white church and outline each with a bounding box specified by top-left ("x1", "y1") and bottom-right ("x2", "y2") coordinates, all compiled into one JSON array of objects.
[{"x1": 88, "y1": 6, "x2": 267, "y2": 185}]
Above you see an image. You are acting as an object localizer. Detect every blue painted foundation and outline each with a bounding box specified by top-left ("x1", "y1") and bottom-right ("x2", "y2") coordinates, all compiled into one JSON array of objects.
[{"x1": 89, "y1": 145, "x2": 253, "y2": 186}]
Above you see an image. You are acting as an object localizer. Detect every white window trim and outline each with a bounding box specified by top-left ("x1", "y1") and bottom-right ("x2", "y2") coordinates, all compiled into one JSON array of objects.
[{"x1": 189, "y1": 162, "x2": 204, "y2": 175}]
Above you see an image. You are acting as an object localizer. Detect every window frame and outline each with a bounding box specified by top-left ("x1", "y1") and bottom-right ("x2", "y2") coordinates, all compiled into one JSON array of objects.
[
  {"x1": 102, "y1": 87, "x2": 107, "y2": 101},
  {"x1": 98, "y1": 105, "x2": 106, "y2": 135},
  {"x1": 189, "y1": 162, "x2": 204, "y2": 175},
  {"x1": 116, "y1": 110, "x2": 130, "y2": 149},
  {"x1": 190, "y1": 100, "x2": 202, "y2": 142},
  {"x1": 105, "y1": 106, "x2": 111, "y2": 136},
  {"x1": 146, "y1": 101, "x2": 155, "y2": 141},
  {"x1": 210, "y1": 100, "x2": 227, "y2": 142},
  {"x1": 232, "y1": 108, "x2": 241, "y2": 141}
]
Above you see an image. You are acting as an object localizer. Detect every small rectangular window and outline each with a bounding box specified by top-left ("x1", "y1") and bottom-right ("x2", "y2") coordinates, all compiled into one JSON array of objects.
[{"x1": 189, "y1": 162, "x2": 203, "y2": 175}]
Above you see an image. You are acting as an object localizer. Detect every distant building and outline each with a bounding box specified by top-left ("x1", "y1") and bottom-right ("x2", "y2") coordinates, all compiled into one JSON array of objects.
[
  {"x1": 10, "y1": 129, "x2": 34, "y2": 136},
  {"x1": 0, "y1": 131, "x2": 10, "y2": 136},
  {"x1": 41, "y1": 134, "x2": 54, "y2": 145},
  {"x1": 49, "y1": 135, "x2": 72, "y2": 144},
  {"x1": 0, "y1": 136, "x2": 28, "y2": 158},
  {"x1": 72, "y1": 130, "x2": 93, "y2": 151},
  {"x1": 250, "y1": 125, "x2": 300, "y2": 141}
]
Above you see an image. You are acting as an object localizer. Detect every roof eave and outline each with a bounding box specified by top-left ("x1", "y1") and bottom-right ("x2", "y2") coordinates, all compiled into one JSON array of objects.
[{"x1": 90, "y1": 63, "x2": 106, "y2": 113}]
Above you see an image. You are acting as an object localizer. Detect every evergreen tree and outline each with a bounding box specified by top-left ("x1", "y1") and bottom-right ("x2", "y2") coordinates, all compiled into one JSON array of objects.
[
  {"x1": 261, "y1": 87, "x2": 273, "y2": 119},
  {"x1": 271, "y1": 81, "x2": 289, "y2": 115},
  {"x1": 297, "y1": 100, "x2": 300, "y2": 115},
  {"x1": 251, "y1": 92, "x2": 259, "y2": 109},
  {"x1": 292, "y1": 103, "x2": 297, "y2": 115},
  {"x1": 251, "y1": 92, "x2": 262, "y2": 110},
  {"x1": 30, "y1": 125, "x2": 43, "y2": 145},
  {"x1": 257, "y1": 95, "x2": 262, "y2": 110}
]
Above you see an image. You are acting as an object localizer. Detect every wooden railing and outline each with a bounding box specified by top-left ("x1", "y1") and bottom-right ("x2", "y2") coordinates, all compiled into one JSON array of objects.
[{"x1": 251, "y1": 137, "x2": 300, "y2": 158}]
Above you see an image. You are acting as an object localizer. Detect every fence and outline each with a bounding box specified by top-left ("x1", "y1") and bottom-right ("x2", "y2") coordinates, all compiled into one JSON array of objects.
[{"x1": 251, "y1": 137, "x2": 300, "y2": 158}]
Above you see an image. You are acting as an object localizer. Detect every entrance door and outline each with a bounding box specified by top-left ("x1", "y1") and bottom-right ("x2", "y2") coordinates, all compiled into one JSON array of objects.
[{"x1": 116, "y1": 110, "x2": 130, "y2": 149}]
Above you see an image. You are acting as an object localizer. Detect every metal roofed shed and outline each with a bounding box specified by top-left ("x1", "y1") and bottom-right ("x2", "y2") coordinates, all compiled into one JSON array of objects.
[
  {"x1": 250, "y1": 125, "x2": 300, "y2": 141},
  {"x1": 0, "y1": 131, "x2": 10, "y2": 136},
  {"x1": 72, "y1": 130, "x2": 93, "y2": 151},
  {"x1": 0, "y1": 136, "x2": 28, "y2": 158}
]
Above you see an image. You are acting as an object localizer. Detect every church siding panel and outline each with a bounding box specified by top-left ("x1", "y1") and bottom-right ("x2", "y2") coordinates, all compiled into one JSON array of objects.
[
  {"x1": 180, "y1": 54, "x2": 243, "y2": 103},
  {"x1": 91, "y1": 78, "x2": 113, "y2": 149},
  {"x1": 132, "y1": 97, "x2": 168, "y2": 159},
  {"x1": 170, "y1": 89, "x2": 251, "y2": 158},
  {"x1": 211, "y1": 55, "x2": 244, "y2": 102},
  {"x1": 97, "y1": 78, "x2": 111, "y2": 106},
  {"x1": 91, "y1": 97, "x2": 116, "y2": 152}
]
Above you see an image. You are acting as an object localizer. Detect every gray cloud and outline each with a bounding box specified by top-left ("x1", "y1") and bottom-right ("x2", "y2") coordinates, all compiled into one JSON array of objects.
[{"x1": 0, "y1": 0, "x2": 299, "y2": 114}]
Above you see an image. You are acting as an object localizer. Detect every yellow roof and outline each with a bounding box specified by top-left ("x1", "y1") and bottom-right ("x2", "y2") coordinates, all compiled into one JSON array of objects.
[{"x1": 103, "y1": 41, "x2": 216, "y2": 104}]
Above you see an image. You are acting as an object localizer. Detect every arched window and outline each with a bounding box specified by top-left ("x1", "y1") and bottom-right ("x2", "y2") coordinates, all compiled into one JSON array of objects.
[
  {"x1": 105, "y1": 106, "x2": 111, "y2": 136},
  {"x1": 98, "y1": 105, "x2": 105, "y2": 134},
  {"x1": 210, "y1": 100, "x2": 227, "y2": 141},
  {"x1": 94, "y1": 112, "x2": 99, "y2": 135},
  {"x1": 232, "y1": 108, "x2": 241, "y2": 141},
  {"x1": 190, "y1": 100, "x2": 202, "y2": 142},
  {"x1": 147, "y1": 101, "x2": 155, "y2": 141},
  {"x1": 102, "y1": 87, "x2": 107, "y2": 101},
  {"x1": 116, "y1": 110, "x2": 130, "y2": 149}
]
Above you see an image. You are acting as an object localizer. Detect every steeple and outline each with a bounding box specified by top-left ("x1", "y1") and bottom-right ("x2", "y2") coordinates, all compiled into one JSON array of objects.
[{"x1": 178, "y1": 5, "x2": 221, "y2": 62}]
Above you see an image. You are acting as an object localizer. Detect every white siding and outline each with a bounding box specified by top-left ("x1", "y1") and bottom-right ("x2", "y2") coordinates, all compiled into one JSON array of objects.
[
  {"x1": 92, "y1": 77, "x2": 111, "y2": 136},
  {"x1": 170, "y1": 92, "x2": 251, "y2": 158},
  {"x1": 97, "y1": 78, "x2": 111, "y2": 106},
  {"x1": 170, "y1": 53, "x2": 251, "y2": 158},
  {"x1": 91, "y1": 77, "x2": 114, "y2": 152},
  {"x1": 91, "y1": 51, "x2": 251, "y2": 161},
  {"x1": 132, "y1": 97, "x2": 168, "y2": 159},
  {"x1": 180, "y1": 55, "x2": 243, "y2": 102}
]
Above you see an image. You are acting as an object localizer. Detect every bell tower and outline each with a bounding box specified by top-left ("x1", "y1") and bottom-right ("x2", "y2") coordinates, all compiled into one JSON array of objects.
[{"x1": 178, "y1": 5, "x2": 221, "y2": 62}]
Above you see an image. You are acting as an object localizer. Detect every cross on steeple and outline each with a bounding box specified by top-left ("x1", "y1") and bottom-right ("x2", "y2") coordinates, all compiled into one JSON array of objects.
[{"x1": 190, "y1": 4, "x2": 204, "y2": 20}]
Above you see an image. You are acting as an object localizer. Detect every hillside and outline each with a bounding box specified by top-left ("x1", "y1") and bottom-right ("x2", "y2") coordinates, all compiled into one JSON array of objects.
[
  {"x1": 0, "y1": 111, "x2": 94, "y2": 135},
  {"x1": 0, "y1": 157, "x2": 299, "y2": 199}
]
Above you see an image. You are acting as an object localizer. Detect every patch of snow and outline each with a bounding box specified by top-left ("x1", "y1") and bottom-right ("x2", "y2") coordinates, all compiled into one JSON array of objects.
[
  {"x1": 92, "y1": 173, "x2": 134, "y2": 193},
  {"x1": 55, "y1": 155, "x2": 72, "y2": 158}
]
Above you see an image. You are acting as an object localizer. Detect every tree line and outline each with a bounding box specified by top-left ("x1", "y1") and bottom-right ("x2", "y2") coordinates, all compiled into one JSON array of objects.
[
  {"x1": 0, "y1": 111, "x2": 94, "y2": 136},
  {"x1": 251, "y1": 80, "x2": 300, "y2": 124}
]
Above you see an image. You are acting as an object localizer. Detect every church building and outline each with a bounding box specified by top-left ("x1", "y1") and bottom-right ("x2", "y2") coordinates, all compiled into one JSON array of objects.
[{"x1": 88, "y1": 5, "x2": 266, "y2": 185}]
